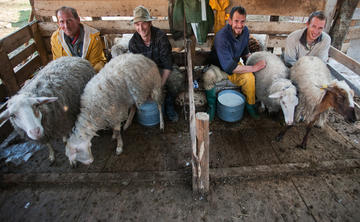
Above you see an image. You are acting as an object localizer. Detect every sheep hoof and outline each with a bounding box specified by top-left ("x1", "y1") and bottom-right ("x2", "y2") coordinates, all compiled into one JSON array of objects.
[
  {"x1": 49, "y1": 156, "x2": 55, "y2": 164},
  {"x1": 296, "y1": 144, "x2": 307, "y2": 150},
  {"x1": 69, "y1": 160, "x2": 78, "y2": 168},
  {"x1": 116, "y1": 147, "x2": 123, "y2": 155},
  {"x1": 275, "y1": 134, "x2": 282, "y2": 142}
]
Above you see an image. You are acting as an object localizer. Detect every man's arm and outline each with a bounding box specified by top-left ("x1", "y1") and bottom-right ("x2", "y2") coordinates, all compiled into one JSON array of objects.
[
  {"x1": 161, "y1": 69, "x2": 171, "y2": 86},
  {"x1": 88, "y1": 34, "x2": 107, "y2": 72},
  {"x1": 232, "y1": 60, "x2": 266, "y2": 73},
  {"x1": 283, "y1": 34, "x2": 298, "y2": 67}
]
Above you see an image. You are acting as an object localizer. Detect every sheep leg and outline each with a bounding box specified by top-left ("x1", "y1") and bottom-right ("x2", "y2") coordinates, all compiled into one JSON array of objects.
[
  {"x1": 298, "y1": 120, "x2": 316, "y2": 149},
  {"x1": 46, "y1": 142, "x2": 55, "y2": 164},
  {"x1": 114, "y1": 130, "x2": 123, "y2": 155},
  {"x1": 158, "y1": 103, "x2": 164, "y2": 132},
  {"x1": 123, "y1": 105, "x2": 136, "y2": 130},
  {"x1": 275, "y1": 125, "x2": 293, "y2": 142}
]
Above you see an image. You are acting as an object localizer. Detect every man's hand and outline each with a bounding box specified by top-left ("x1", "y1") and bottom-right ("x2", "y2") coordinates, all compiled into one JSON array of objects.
[
  {"x1": 252, "y1": 60, "x2": 266, "y2": 72},
  {"x1": 161, "y1": 69, "x2": 171, "y2": 86}
]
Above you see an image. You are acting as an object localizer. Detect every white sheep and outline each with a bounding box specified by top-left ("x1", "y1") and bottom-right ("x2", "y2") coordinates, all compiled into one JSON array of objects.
[
  {"x1": 277, "y1": 56, "x2": 356, "y2": 148},
  {"x1": 0, "y1": 56, "x2": 96, "y2": 163},
  {"x1": 65, "y1": 53, "x2": 163, "y2": 166},
  {"x1": 246, "y1": 51, "x2": 298, "y2": 125},
  {"x1": 110, "y1": 34, "x2": 133, "y2": 58}
]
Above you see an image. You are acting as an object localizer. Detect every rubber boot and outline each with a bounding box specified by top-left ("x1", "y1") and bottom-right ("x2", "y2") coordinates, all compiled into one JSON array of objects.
[
  {"x1": 165, "y1": 93, "x2": 179, "y2": 122},
  {"x1": 205, "y1": 87, "x2": 217, "y2": 122},
  {"x1": 245, "y1": 103, "x2": 260, "y2": 120}
]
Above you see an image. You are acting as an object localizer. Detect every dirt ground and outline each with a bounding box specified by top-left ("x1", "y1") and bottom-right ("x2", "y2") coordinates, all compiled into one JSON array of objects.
[
  {"x1": 1, "y1": 98, "x2": 360, "y2": 221},
  {"x1": 0, "y1": 0, "x2": 31, "y2": 39}
]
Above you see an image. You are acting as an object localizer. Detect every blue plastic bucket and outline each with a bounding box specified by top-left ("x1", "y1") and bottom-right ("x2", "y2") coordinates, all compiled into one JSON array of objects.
[
  {"x1": 217, "y1": 90, "x2": 246, "y2": 122},
  {"x1": 137, "y1": 100, "x2": 160, "y2": 126}
]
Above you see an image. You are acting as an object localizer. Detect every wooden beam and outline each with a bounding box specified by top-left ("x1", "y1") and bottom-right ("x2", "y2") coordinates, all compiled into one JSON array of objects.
[
  {"x1": 329, "y1": 46, "x2": 360, "y2": 76},
  {"x1": 9, "y1": 42, "x2": 37, "y2": 68},
  {"x1": 0, "y1": 25, "x2": 33, "y2": 54},
  {"x1": 194, "y1": 112, "x2": 210, "y2": 195},
  {"x1": 15, "y1": 55, "x2": 42, "y2": 87},
  {"x1": 38, "y1": 20, "x2": 170, "y2": 36},
  {"x1": 346, "y1": 26, "x2": 360, "y2": 40},
  {"x1": 0, "y1": 47, "x2": 19, "y2": 95},
  {"x1": 324, "y1": 0, "x2": 338, "y2": 32},
  {"x1": 30, "y1": 21, "x2": 50, "y2": 66},
  {"x1": 227, "y1": 0, "x2": 326, "y2": 17},
  {"x1": 33, "y1": 0, "x2": 169, "y2": 17},
  {"x1": 247, "y1": 21, "x2": 305, "y2": 35},
  {"x1": 266, "y1": 36, "x2": 287, "y2": 48}
]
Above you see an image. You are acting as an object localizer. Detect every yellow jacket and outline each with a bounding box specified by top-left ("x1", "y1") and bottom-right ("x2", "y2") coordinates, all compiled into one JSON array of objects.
[{"x1": 51, "y1": 24, "x2": 107, "y2": 72}]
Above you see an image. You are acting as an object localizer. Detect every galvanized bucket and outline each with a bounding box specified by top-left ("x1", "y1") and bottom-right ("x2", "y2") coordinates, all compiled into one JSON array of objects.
[
  {"x1": 137, "y1": 100, "x2": 160, "y2": 126},
  {"x1": 217, "y1": 90, "x2": 246, "y2": 122}
]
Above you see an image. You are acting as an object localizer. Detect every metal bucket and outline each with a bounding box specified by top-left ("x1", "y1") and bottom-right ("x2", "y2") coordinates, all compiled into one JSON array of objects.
[
  {"x1": 217, "y1": 90, "x2": 246, "y2": 122},
  {"x1": 137, "y1": 100, "x2": 160, "y2": 126}
]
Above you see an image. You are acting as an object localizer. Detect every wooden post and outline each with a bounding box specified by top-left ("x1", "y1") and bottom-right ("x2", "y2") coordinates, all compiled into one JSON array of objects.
[
  {"x1": 0, "y1": 47, "x2": 19, "y2": 96},
  {"x1": 30, "y1": 21, "x2": 49, "y2": 66},
  {"x1": 329, "y1": 0, "x2": 360, "y2": 50},
  {"x1": 194, "y1": 112, "x2": 210, "y2": 195}
]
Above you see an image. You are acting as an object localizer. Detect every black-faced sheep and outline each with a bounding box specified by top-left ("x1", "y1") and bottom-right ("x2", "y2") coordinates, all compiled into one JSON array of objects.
[
  {"x1": 65, "y1": 53, "x2": 163, "y2": 166},
  {"x1": 246, "y1": 51, "x2": 298, "y2": 125},
  {"x1": 0, "y1": 56, "x2": 96, "y2": 163},
  {"x1": 277, "y1": 56, "x2": 356, "y2": 148}
]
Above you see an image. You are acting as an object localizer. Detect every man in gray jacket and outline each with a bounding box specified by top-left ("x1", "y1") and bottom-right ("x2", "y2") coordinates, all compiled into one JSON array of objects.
[{"x1": 283, "y1": 11, "x2": 331, "y2": 67}]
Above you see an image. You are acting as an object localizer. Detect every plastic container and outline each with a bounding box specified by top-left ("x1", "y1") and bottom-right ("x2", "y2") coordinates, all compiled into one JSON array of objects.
[
  {"x1": 216, "y1": 90, "x2": 246, "y2": 122},
  {"x1": 136, "y1": 100, "x2": 160, "y2": 126}
]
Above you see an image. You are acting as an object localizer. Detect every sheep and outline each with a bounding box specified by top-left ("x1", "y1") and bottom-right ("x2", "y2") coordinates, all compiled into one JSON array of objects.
[
  {"x1": 276, "y1": 56, "x2": 356, "y2": 148},
  {"x1": 0, "y1": 56, "x2": 96, "y2": 163},
  {"x1": 246, "y1": 51, "x2": 298, "y2": 125},
  {"x1": 65, "y1": 53, "x2": 163, "y2": 166},
  {"x1": 110, "y1": 34, "x2": 133, "y2": 58}
]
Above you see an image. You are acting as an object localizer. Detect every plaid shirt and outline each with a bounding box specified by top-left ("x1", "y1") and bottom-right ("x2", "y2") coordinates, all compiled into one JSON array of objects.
[{"x1": 129, "y1": 26, "x2": 173, "y2": 70}]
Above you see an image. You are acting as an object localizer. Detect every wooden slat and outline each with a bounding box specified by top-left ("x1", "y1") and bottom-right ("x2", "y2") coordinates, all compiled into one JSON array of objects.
[
  {"x1": 346, "y1": 26, "x2": 360, "y2": 40},
  {"x1": 227, "y1": 0, "x2": 326, "y2": 17},
  {"x1": 38, "y1": 20, "x2": 169, "y2": 36},
  {"x1": 329, "y1": 46, "x2": 360, "y2": 75},
  {"x1": 0, "y1": 25, "x2": 33, "y2": 54},
  {"x1": 38, "y1": 20, "x2": 305, "y2": 38},
  {"x1": 173, "y1": 51, "x2": 210, "y2": 67},
  {"x1": 15, "y1": 55, "x2": 42, "y2": 86},
  {"x1": 33, "y1": 0, "x2": 169, "y2": 17},
  {"x1": 9, "y1": 42, "x2": 37, "y2": 68},
  {"x1": 247, "y1": 21, "x2": 305, "y2": 35},
  {"x1": 0, "y1": 47, "x2": 19, "y2": 95},
  {"x1": 30, "y1": 21, "x2": 50, "y2": 66},
  {"x1": 266, "y1": 36, "x2": 287, "y2": 48},
  {"x1": 0, "y1": 84, "x2": 8, "y2": 102}
]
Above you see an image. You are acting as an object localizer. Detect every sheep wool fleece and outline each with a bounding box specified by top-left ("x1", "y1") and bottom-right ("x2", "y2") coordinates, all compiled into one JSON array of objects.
[{"x1": 203, "y1": 63, "x2": 256, "y2": 104}]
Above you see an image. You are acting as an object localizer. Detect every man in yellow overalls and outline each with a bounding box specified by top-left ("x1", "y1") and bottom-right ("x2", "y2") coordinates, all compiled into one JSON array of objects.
[
  {"x1": 203, "y1": 6, "x2": 266, "y2": 121},
  {"x1": 51, "y1": 6, "x2": 107, "y2": 72}
]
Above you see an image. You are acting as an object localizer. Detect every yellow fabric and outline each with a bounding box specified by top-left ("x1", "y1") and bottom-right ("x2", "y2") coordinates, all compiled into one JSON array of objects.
[
  {"x1": 51, "y1": 26, "x2": 107, "y2": 72},
  {"x1": 209, "y1": 0, "x2": 229, "y2": 33},
  {"x1": 227, "y1": 62, "x2": 256, "y2": 104}
]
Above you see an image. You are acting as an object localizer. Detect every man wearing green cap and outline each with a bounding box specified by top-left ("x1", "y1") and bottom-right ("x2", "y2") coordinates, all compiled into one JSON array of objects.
[{"x1": 129, "y1": 6, "x2": 183, "y2": 122}]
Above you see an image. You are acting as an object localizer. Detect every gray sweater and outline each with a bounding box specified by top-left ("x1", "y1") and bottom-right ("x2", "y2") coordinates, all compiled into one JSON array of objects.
[{"x1": 283, "y1": 28, "x2": 331, "y2": 67}]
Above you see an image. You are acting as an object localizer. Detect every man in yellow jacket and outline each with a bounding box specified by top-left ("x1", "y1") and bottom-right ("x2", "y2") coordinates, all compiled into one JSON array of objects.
[{"x1": 51, "y1": 6, "x2": 107, "y2": 72}]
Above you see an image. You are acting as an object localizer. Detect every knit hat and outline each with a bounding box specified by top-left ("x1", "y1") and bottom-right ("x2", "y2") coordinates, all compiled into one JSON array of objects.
[{"x1": 131, "y1": 6, "x2": 156, "y2": 23}]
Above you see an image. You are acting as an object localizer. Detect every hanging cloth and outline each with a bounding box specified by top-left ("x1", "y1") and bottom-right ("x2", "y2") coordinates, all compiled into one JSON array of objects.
[
  {"x1": 172, "y1": 0, "x2": 214, "y2": 44},
  {"x1": 209, "y1": 0, "x2": 229, "y2": 33}
]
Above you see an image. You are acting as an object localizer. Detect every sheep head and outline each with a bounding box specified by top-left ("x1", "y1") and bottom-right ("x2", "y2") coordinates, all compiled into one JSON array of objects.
[
  {"x1": 269, "y1": 86, "x2": 298, "y2": 125},
  {"x1": 320, "y1": 81, "x2": 356, "y2": 123},
  {"x1": 65, "y1": 135, "x2": 93, "y2": 166},
  {"x1": 0, "y1": 94, "x2": 57, "y2": 140}
]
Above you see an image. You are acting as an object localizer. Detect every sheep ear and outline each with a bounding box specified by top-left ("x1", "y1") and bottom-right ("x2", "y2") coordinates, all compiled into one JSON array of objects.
[
  {"x1": 0, "y1": 109, "x2": 10, "y2": 125},
  {"x1": 269, "y1": 91, "x2": 282, "y2": 99},
  {"x1": 34, "y1": 97, "x2": 58, "y2": 105}
]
